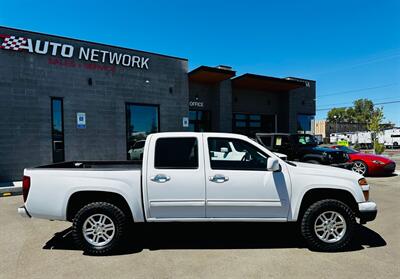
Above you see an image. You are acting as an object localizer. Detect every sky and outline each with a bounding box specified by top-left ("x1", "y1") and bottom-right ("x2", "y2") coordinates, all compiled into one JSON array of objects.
[{"x1": 1, "y1": 0, "x2": 399, "y2": 125}]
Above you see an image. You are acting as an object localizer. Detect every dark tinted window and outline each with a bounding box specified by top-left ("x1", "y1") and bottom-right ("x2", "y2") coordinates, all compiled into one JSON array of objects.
[
  {"x1": 189, "y1": 110, "x2": 211, "y2": 132},
  {"x1": 208, "y1": 138, "x2": 268, "y2": 171},
  {"x1": 155, "y1": 138, "x2": 198, "y2": 169},
  {"x1": 126, "y1": 104, "x2": 159, "y2": 160},
  {"x1": 297, "y1": 114, "x2": 315, "y2": 132},
  {"x1": 51, "y1": 98, "x2": 64, "y2": 163},
  {"x1": 273, "y1": 135, "x2": 290, "y2": 148},
  {"x1": 233, "y1": 114, "x2": 275, "y2": 137},
  {"x1": 297, "y1": 135, "x2": 318, "y2": 145}
]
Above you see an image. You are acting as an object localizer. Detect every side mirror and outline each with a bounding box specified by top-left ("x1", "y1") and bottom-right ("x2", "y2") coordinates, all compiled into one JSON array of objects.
[
  {"x1": 220, "y1": 147, "x2": 229, "y2": 153},
  {"x1": 267, "y1": 157, "x2": 280, "y2": 172}
]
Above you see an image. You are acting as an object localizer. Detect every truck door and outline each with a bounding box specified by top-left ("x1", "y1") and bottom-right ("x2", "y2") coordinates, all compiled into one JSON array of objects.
[
  {"x1": 204, "y1": 135, "x2": 290, "y2": 219},
  {"x1": 145, "y1": 134, "x2": 206, "y2": 219}
]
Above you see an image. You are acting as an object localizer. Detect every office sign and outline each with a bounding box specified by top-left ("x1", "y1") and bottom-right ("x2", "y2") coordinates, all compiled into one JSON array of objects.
[
  {"x1": 189, "y1": 101, "x2": 204, "y2": 108},
  {"x1": 0, "y1": 34, "x2": 149, "y2": 69},
  {"x1": 76, "y1": 112, "x2": 86, "y2": 129}
]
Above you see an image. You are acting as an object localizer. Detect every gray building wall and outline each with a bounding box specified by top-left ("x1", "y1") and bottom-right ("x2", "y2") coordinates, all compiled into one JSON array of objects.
[
  {"x1": 232, "y1": 88, "x2": 289, "y2": 132},
  {"x1": 0, "y1": 27, "x2": 188, "y2": 181},
  {"x1": 188, "y1": 80, "x2": 233, "y2": 133},
  {"x1": 288, "y1": 79, "x2": 316, "y2": 133}
]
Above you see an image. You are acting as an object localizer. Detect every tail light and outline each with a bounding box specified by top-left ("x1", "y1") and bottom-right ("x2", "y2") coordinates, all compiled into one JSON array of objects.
[
  {"x1": 358, "y1": 178, "x2": 369, "y2": 201},
  {"x1": 22, "y1": 176, "x2": 31, "y2": 202}
]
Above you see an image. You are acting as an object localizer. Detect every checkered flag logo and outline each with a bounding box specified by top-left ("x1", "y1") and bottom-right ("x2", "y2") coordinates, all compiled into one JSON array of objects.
[{"x1": 0, "y1": 35, "x2": 27, "y2": 51}]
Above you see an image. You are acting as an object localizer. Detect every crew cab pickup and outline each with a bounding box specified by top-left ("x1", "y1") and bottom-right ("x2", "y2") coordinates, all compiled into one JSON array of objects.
[
  {"x1": 19, "y1": 132, "x2": 377, "y2": 255},
  {"x1": 256, "y1": 133, "x2": 352, "y2": 168}
]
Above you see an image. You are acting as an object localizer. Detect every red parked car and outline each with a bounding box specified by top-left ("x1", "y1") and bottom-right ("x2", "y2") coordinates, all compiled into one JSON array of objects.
[{"x1": 330, "y1": 145, "x2": 396, "y2": 176}]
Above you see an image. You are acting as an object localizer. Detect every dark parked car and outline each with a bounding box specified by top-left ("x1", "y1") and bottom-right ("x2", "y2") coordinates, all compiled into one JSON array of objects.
[{"x1": 256, "y1": 133, "x2": 352, "y2": 168}]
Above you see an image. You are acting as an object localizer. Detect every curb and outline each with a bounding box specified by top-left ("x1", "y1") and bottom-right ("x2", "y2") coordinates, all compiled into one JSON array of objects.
[{"x1": 0, "y1": 186, "x2": 22, "y2": 197}]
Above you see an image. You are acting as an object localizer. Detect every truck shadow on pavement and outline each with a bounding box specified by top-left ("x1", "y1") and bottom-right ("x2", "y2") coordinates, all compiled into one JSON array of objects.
[{"x1": 43, "y1": 222, "x2": 386, "y2": 256}]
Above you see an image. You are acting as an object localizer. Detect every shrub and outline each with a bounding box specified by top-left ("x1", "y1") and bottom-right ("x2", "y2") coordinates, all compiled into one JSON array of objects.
[{"x1": 374, "y1": 141, "x2": 385, "y2": 155}]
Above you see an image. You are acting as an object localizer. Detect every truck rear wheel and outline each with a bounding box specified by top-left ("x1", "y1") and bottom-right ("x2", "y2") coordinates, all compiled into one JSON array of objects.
[
  {"x1": 300, "y1": 199, "x2": 356, "y2": 252},
  {"x1": 72, "y1": 202, "x2": 126, "y2": 255}
]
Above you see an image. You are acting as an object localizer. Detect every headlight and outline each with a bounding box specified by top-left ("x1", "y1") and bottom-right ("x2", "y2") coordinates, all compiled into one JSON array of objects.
[
  {"x1": 358, "y1": 178, "x2": 369, "y2": 201},
  {"x1": 372, "y1": 160, "x2": 384, "y2": 165}
]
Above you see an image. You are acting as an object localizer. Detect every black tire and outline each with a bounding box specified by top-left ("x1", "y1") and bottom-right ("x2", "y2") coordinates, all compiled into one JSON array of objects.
[
  {"x1": 305, "y1": 159, "x2": 320, "y2": 164},
  {"x1": 72, "y1": 202, "x2": 127, "y2": 255},
  {"x1": 352, "y1": 160, "x2": 368, "y2": 176},
  {"x1": 300, "y1": 199, "x2": 356, "y2": 252}
]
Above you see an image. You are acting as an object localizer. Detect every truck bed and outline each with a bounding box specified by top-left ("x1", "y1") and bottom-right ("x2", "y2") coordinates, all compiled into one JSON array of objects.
[{"x1": 34, "y1": 160, "x2": 142, "y2": 170}]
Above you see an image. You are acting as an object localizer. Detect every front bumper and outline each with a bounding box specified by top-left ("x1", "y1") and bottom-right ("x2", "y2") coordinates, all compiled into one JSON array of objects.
[
  {"x1": 358, "y1": 201, "x2": 377, "y2": 224},
  {"x1": 18, "y1": 206, "x2": 31, "y2": 218},
  {"x1": 383, "y1": 162, "x2": 396, "y2": 173}
]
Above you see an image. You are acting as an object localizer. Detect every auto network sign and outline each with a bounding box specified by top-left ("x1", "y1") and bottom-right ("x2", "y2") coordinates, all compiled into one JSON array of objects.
[{"x1": 0, "y1": 34, "x2": 150, "y2": 70}]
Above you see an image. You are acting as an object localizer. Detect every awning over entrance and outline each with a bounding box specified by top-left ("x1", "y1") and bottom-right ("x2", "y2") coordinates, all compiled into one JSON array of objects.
[
  {"x1": 232, "y1": 73, "x2": 306, "y2": 91},
  {"x1": 189, "y1": 66, "x2": 236, "y2": 83}
]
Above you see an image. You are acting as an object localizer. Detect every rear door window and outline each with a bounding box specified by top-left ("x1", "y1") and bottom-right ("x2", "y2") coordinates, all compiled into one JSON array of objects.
[{"x1": 154, "y1": 137, "x2": 198, "y2": 169}]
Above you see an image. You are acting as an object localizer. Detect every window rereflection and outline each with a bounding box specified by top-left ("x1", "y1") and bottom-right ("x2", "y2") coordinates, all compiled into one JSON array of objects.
[{"x1": 126, "y1": 104, "x2": 159, "y2": 160}]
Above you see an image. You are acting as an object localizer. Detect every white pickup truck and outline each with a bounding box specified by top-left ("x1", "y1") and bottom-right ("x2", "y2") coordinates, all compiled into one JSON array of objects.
[{"x1": 19, "y1": 132, "x2": 377, "y2": 255}]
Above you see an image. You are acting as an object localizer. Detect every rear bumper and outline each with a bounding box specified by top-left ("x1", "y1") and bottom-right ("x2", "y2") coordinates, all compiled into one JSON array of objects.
[
  {"x1": 18, "y1": 206, "x2": 31, "y2": 218},
  {"x1": 358, "y1": 201, "x2": 377, "y2": 224}
]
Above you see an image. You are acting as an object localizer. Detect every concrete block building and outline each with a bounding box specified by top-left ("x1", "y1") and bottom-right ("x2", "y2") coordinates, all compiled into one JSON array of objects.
[{"x1": 0, "y1": 26, "x2": 315, "y2": 181}]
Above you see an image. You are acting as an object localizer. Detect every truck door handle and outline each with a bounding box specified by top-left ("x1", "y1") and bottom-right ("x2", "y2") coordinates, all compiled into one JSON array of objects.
[
  {"x1": 209, "y1": 174, "x2": 229, "y2": 183},
  {"x1": 150, "y1": 174, "x2": 171, "y2": 183}
]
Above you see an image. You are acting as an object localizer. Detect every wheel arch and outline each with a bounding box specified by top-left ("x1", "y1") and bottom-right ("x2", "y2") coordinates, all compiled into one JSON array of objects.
[
  {"x1": 66, "y1": 191, "x2": 134, "y2": 222},
  {"x1": 301, "y1": 154, "x2": 324, "y2": 163},
  {"x1": 296, "y1": 188, "x2": 359, "y2": 221}
]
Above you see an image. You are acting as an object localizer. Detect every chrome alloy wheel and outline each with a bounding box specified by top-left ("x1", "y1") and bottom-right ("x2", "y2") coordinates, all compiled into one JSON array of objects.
[
  {"x1": 314, "y1": 211, "x2": 347, "y2": 243},
  {"x1": 352, "y1": 161, "x2": 366, "y2": 175},
  {"x1": 82, "y1": 214, "x2": 115, "y2": 247}
]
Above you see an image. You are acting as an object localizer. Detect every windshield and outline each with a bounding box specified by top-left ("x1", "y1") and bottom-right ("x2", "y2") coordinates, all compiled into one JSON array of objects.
[
  {"x1": 297, "y1": 135, "x2": 318, "y2": 145},
  {"x1": 335, "y1": 146, "x2": 359, "y2": 154}
]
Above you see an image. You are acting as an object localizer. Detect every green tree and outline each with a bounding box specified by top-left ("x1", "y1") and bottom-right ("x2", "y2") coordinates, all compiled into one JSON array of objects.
[
  {"x1": 327, "y1": 107, "x2": 348, "y2": 122},
  {"x1": 327, "y1": 98, "x2": 378, "y2": 124},
  {"x1": 352, "y1": 99, "x2": 374, "y2": 123},
  {"x1": 367, "y1": 108, "x2": 385, "y2": 154}
]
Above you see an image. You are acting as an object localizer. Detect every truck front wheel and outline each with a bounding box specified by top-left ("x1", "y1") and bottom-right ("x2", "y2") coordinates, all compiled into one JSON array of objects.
[
  {"x1": 72, "y1": 202, "x2": 127, "y2": 255},
  {"x1": 300, "y1": 199, "x2": 356, "y2": 251}
]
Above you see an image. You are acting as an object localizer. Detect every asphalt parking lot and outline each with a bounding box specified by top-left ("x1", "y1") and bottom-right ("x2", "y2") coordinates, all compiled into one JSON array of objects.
[{"x1": 0, "y1": 174, "x2": 399, "y2": 279}]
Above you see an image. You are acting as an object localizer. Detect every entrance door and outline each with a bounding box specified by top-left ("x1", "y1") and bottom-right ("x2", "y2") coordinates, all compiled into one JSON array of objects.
[
  {"x1": 145, "y1": 134, "x2": 206, "y2": 219},
  {"x1": 189, "y1": 110, "x2": 211, "y2": 132},
  {"x1": 51, "y1": 98, "x2": 65, "y2": 163},
  {"x1": 204, "y1": 135, "x2": 290, "y2": 219}
]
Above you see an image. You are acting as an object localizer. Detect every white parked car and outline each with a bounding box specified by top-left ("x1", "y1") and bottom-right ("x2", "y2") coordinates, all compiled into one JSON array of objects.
[{"x1": 19, "y1": 132, "x2": 377, "y2": 255}]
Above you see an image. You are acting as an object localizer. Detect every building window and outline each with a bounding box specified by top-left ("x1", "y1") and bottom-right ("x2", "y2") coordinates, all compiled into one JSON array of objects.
[
  {"x1": 297, "y1": 114, "x2": 315, "y2": 133},
  {"x1": 51, "y1": 97, "x2": 65, "y2": 163},
  {"x1": 126, "y1": 103, "x2": 159, "y2": 160},
  {"x1": 189, "y1": 110, "x2": 211, "y2": 132},
  {"x1": 233, "y1": 114, "x2": 275, "y2": 137}
]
